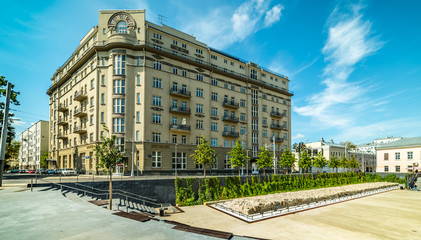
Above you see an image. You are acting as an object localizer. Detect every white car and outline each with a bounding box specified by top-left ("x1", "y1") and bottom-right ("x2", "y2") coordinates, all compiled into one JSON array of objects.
[{"x1": 61, "y1": 168, "x2": 76, "y2": 176}]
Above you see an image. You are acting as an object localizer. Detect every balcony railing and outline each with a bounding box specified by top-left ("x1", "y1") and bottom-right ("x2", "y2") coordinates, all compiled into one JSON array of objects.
[
  {"x1": 57, "y1": 118, "x2": 68, "y2": 126},
  {"x1": 270, "y1": 137, "x2": 284, "y2": 142},
  {"x1": 222, "y1": 100, "x2": 239, "y2": 109},
  {"x1": 57, "y1": 132, "x2": 68, "y2": 139},
  {"x1": 74, "y1": 90, "x2": 87, "y2": 101},
  {"x1": 58, "y1": 103, "x2": 68, "y2": 112},
  {"x1": 170, "y1": 124, "x2": 191, "y2": 131},
  {"x1": 223, "y1": 131, "x2": 239, "y2": 138},
  {"x1": 170, "y1": 87, "x2": 191, "y2": 98},
  {"x1": 270, "y1": 124, "x2": 283, "y2": 130},
  {"x1": 169, "y1": 107, "x2": 191, "y2": 115},
  {"x1": 73, "y1": 108, "x2": 87, "y2": 117},
  {"x1": 73, "y1": 125, "x2": 87, "y2": 134},
  {"x1": 222, "y1": 115, "x2": 239, "y2": 123},
  {"x1": 270, "y1": 111, "x2": 283, "y2": 118}
]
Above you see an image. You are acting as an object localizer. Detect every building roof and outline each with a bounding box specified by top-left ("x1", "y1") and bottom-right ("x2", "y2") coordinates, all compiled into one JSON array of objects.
[{"x1": 376, "y1": 137, "x2": 421, "y2": 150}]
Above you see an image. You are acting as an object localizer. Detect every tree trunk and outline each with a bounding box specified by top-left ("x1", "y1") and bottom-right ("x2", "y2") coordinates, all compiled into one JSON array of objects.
[
  {"x1": 109, "y1": 169, "x2": 113, "y2": 210},
  {"x1": 203, "y1": 166, "x2": 206, "y2": 177},
  {"x1": 238, "y1": 167, "x2": 241, "y2": 177},
  {"x1": 263, "y1": 168, "x2": 265, "y2": 175}
]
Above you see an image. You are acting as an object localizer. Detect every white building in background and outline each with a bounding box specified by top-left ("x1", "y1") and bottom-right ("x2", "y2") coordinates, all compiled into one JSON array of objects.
[
  {"x1": 18, "y1": 121, "x2": 49, "y2": 169},
  {"x1": 376, "y1": 137, "x2": 421, "y2": 173},
  {"x1": 357, "y1": 136, "x2": 402, "y2": 154}
]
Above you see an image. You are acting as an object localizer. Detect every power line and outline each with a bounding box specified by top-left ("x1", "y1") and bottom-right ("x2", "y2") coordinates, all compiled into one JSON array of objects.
[{"x1": 9, "y1": 108, "x2": 48, "y2": 119}]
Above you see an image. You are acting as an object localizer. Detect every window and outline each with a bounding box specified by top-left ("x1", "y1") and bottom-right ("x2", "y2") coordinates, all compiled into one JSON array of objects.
[
  {"x1": 153, "y1": 33, "x2": 162, "y2": 39},
  {"x1": 153, "y1": 44, "x2": 162, "y2": 51},
  {"x1": 137, "y1": 28, "x2": 140, "y2": 33},
  {"x1": 152, "y1": 114, "x2": 161, "y2": 124},
  {"x1": 211, "y1": 92, "x2": 218, "y2": 101},
  {"x1": 224, "y1": 82, "x2": 228, "y2": 89},
  {"x1": 196, "y1": 74, "x2": 203, "y2": 81},
  {"x1": 211, "y1": 108, "x2": 218, "y2": 116},
  {"x1": 153, "y1": 77, "x2": 162, "y2": 88},
  {"x1": 211, "y1": 138, "x2": 217, "y2": 147},
  {"x1": 173, "y1": 66, "x2": 178, "y2": 75},
  {"x1": 136, "y1": 93, "x2": 140, "y2": 104},
  {"x1": 91, "y1": 79, "x2": 94, "y2": 89},
  {"x1": 116, "y1": 21, "x2": 127, "y2": 33},
  {"x1": 250, "y1": 69, "x2": 257, "y2": 80},
  {"x1": 101, "y1": 112, "x2": 104, "y2": 123},
  {"x1": 240, "y1": 87, "x2": 246, "y2": 93},
  {"x1": 113, "y1": 98, "x2": 125, "y2": 113},
  {"x1": 262, "y1": 105, "x2": 267, "y2": 112},
  {"x1": 240, "y1": 113, "x2": 246, "y2": 121},
  {"x1": 135, "y1": 131, "x2": 140, "y2": 141},
  {"x1": 384, "y1": 153, "x2": 389, "y2": 160},
  {"x1": 137, "y1": 57, "x2": 141, "y2": 66},
  {"x1": 90, "y1": 115, "x2": 94, "y2": 125},
  {"x1": 172, "y1": 152, "x2": 187, "y2": 169},
  {"x1": 152, "y1": 132, "x2": 161, "y2": 142},
  {"x1": 224, "y1": 155, "x2": 232, "y2": 169},
  {"x1": 395, "y1": 152, "x2": 400, "y2": 160},
  {"x1": 112, "y1": 118, "x2": 125, "y2": 133},
  {"x1": 137, "y1": 75, "x2": 141, "y2": 85},
  {"x1": 211, "y1": 78, "x2": 218, "y2": 86},
  {"x1": 211, "y1": 122, "x2": 217, "y2": 131},
  {"x1": 224, "y1": 139, "x2": 228, "y2": 148},
  {"x1": 384, "y1": 166, "x2": 389, "y2": 172},
  {"x1": 196, "y1": 49, "x2": 203, "y2": 54},
  {"x1": 196, "y1": 104, "x2": 203, "y2": 113},
  {"x1": 181, "y1": 135, "x2": 186, "y2": 144},
  {"x1": 408, "y1": 152, "x2": 413, "y2": 159},
  {"x1": 196, "y1": 136, "x2": 202, "y2": 145},
  {"x1": 182, "y1": 69, "x2": 187, "y2": 77},
  {"x1": 211, "y1": 55, "x2": 217, "y2": 60},
  {"x1": 173, "y1": 40, "x2": 178, "y2": 45},
  {"x1": 224, "y1": 59, "x2": 228, "y2": 64},
  {"x1": 101, "y1": 75, "x2": 106, "y2": 85},
  {"x1": 152, "y1": 152, "x2": 162, "y2": 168},
  {"x1": 196, "y1": 88, "x2": 204, "y2": 97},
  {"x1": 172, "y1": 135, "x2": 177, "y2": 144},
  {"x1": 115, "y1": 137, "x2": 124, "y2": 152},
  {"x1": 240, "y1": 99, "x2": 246, "y2": 107},
  {"x1": 113, "y1": 79, "x2": 125, "y2": 94},
  {"x1": 182, "y1": 43, "x2": 187, "y2": 48},
  {"x1": 136, "y1": 112, "x2": 140, "y2": 122},
  {"x1": 90, "y1": 97, "x2": 94, "y2": 107},
  {"x1": 395, "y1": 165, "x2": 400, "y2": 172},
  {"x1": 240, "y1": 127, "x2": 246, "y2": 135},
  {"x1": 196, "y1": 120, "x2": 203, "y2": 129},
  {"x1": 262, "y1": 130, "x2": 267, "y2": 137},
  {"x1": 231, "y1": 84, "x2": 235, "y2": 91},
  {"x1": 152, "y1": 96, "x2": 161, "y2": 106},
  {"x1": 153, "y1": 60, "x2": 161, "y2": 70},
  {"x1": 262, "y1": 93, "x2": 267, "y2": 99},
  {"x1": 103, "y1": 28, "x2": 106, "y2": 34},
  {"x1": 114, "y1": 55, "x2": 126, "y2": 75}
]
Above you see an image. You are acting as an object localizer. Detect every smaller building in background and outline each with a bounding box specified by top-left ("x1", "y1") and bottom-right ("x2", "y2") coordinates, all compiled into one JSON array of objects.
[
  {"x1": 376, "y1": 137, "x2": 421, "y2": 173},
  {"x1": 18, "y1": 120, "x2": 49, "y2": 169},
  {"x1": 357, "y1": 136, "x2": 402, "y2": 154}
]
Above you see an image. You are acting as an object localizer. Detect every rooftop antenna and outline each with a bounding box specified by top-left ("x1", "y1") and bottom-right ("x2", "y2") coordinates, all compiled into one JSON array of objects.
[{"x1": 158, "y1": 14, "x2": 167, "y2": 26}]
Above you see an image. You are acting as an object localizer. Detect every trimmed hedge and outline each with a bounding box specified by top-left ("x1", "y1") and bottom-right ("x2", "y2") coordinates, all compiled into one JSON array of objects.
[{"x1": 175, "y1": 173, "x2": 406, "y2": 206}]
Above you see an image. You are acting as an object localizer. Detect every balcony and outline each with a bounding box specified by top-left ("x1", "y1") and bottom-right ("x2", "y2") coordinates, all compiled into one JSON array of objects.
[
  {"x1": 57, "y1": 118, "x2": 68, "y2": 126},
  {"x1": 222, "y1": 115, "x2": 239, "y2": 123},
  {"x1": 223, "y1": 131, "x2": 239, "y2": 138},
  {"x1": 73, "y1": 125, "x2": 87, "y2": 134},
  {"x1": 270, "y1": 137, "x2": 284, "y2": 142},
  {"x1": 170, "y1": 124, "x2": 191, "y2": 132},
  {"x1": 270, "y1": 111, "x2": 283, "y2": 118},
  {"x1": 57, "y1": 132, "x2": 68, "y2": 139},
  {"x1": 73, "y1": 108, "x2": 87, "y2": 117},
  {"x1": 58, "y1": 103, "x2": 68, "y2": 112},
  {"x1": 223, "y1": 100, "x2": 239, "y2": 109},
  {"x1": 74, "y1": 90, "x2": 87, "y2": 101},
  {"x1": 170, "y1": 87, "x2": 191, "y2": 98},
  {"x1": 270, "y1": 124, "x2": 283, "y2": 130},
  {"x1": 170, "y1": 107, "x2": 191, "y2": 115}
]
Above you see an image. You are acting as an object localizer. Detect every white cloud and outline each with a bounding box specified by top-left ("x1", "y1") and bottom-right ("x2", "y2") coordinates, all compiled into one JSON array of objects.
[
  {"x1": 294, "y1": 3, "x2": 384, "y2": 128},
  {"x1": 182, "y1": 0, "x2": 284, "y2": 49},
  {"x1": 292, "y1": 134, "x2": 305, "y2": 140},
  {"x1": 12, "y1": 120, "x2": 26, "y2": 127}
]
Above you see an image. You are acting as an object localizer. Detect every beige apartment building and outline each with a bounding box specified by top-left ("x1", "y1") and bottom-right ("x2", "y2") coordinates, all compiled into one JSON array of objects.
[
  {"x1": 46, "y1": 10, "x2": 293, "y2": 174},
  {"x1": 376, "y1": 137, "x2": 421, "y2": 173}
]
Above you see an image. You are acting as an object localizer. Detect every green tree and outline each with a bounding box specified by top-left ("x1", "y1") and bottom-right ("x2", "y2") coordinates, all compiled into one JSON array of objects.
[
  {"x1": 228, "y1": 140, "x2": 249, "y2": 176},
  {"x1": 343, "y1": 141, "x2": 357, "y2": 151},
  {"x1": 279, "y1": 149, "x2": 295, "y2": 174},
  {"x1": 313, "y1": 152, "x2": 327, "y2": 173},
  {"x1": 340, "y1": 155, "x2": 348, "y2": 172},
  {"x1": 40, "y1": 152, "x2": 49, "y2": 169},
  {"x1": 0, "y1": 76, "x2": 20, "y2": 145},
  {"x1": 257, "y1": 145, "x2": 273, "y2": 175},
  {"x1": 298, "y1": 151, "x2": 312, "y2": 173},
  {"x1": 348, "y1": 155, "x2": 359, "y2": 172},
  {"x1": 190, "y1": 136, "x2": 215, "y2": 177},
  {"x1": 328, "y1": 155, "x2": 340, "y2": 173},
  {"x1": 94, "y1": 126, "x2": 123, "y2": 210},
  {"x1": 5, "y1": 140, "x2": 20, "y2": 169}
]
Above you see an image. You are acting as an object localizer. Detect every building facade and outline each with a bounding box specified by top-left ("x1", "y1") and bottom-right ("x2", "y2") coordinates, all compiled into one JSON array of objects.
[
  {"x1": 46, "y1": 10, "x2": 293, "y2": 174},
  {"x1": 18, "y1": 120, "x2": 49, "y2": 169},
  {"x1": 357, "y1": 136, "x2": 402, "y2": 154},
  {"x1": 376, "y1": 137, "x2": 421, "y2": 173}
]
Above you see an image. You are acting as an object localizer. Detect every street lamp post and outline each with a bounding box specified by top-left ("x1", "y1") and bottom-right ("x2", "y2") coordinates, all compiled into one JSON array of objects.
[
  {"x1": 241, "y1": 131, "x2": 251, "y2": 176},
  {"x1": 175, "y1": 143, "x2": 178, "y2": 178},
  {"x1": 273, "y1": 136, "x2": 276, "y2": 175},
  {"x1": 131, "y1": 116, "x2": 135, "y2": 177}
]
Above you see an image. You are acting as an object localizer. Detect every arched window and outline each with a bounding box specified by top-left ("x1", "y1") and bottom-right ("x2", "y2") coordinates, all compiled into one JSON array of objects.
[{"x1": 116, "y1": 21, "x2": 127, "y2": 33}]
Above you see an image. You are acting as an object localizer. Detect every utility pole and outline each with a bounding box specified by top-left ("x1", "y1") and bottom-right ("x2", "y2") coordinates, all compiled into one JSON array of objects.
[
  {"x1": 273, "y1": 136, "x2": 276, "y2": 175},
  {"x1": 131, "y1": 116, "x2": 135, "y2": 177},
  {"x1": 0, "y1": 83, "x2": 11, "y2": 186},
  {"x1": 175, "y1": 143, "x2": 178, "y2": 178}
]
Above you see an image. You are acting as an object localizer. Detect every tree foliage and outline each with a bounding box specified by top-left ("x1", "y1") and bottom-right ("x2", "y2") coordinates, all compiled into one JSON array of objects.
[
  {"x1": 340, "y1": 155, "x2": 348, "y2": 172},
  {"x1": 279, "y1": 149, "x2": 295, "y2": 174},
  {"x1": 313, "y1": 152, "x2": 327, "y2": 172},
  {"x1": 298, "y1": 151, "x2": 312, "y2": 173},
  {"x1": 328, "y1": 155, "x2": 340, "y2": 173},
  {"x1": 228, "y1": 140, "x2": 249, "y2": 176},
  {"x1": 348, "y1": 155, "x2": 359, "y2": 171},
  {"x1": 0, "y1": 76, "x2": 20, "y2": 145},
  {"x1": 257, "y1": 145, "x2": 273, "y2": 175},
  {"x1": 190, "y1": 136, "x2": 215, "y2": 177},
  {"x1": 40, "y1": 152, "x2": 49, "y2": 169}
]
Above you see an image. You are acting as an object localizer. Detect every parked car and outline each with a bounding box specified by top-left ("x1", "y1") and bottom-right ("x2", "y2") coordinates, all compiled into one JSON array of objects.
[
  {"x1": 61, "y1": 168, "x2": 76, "y2": 176},
  {"x1": 27, "y1": 169, "x2": 36, "y2": 174},
  {"x1": 36, "y1": 168, "x2": 46, "y2": 174},
  {"x1": 55, "y1": 169, "x2": 62, "y2": 175},
  {"x1": 19, "y1": 169, "x2": 26, "y2": 173},
  {"x1": 10, "y1": 169, "x2": 20, "y2": 173},
  {"x1": 46, "y1": 169, "x2": 55, "y2": 174}
]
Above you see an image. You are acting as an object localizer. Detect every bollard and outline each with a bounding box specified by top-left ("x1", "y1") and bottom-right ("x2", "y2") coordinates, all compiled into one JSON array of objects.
[
  {"x1": 60, "y1": 176, "x2": 62, "y2": 183},
  {"x1": 31, "y1": 179, "x2": 33, "y2": 191},
  {"x1": 77, "y1": 174, "x2": 79, "y2": 183},
  {"x1": 35, "y1": 174, "x2": 38, "y2": 184}
]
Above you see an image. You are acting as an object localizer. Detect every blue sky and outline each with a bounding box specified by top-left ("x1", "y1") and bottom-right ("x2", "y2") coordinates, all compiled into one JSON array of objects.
[{"x1": 1, "y1": 0, "x2": 420, "y2": 145}]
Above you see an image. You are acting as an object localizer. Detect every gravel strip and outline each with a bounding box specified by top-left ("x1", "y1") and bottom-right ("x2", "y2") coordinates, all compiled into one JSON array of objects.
[{"x1": 223, "y1": 182, "x2": 398, "y2": 215}]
